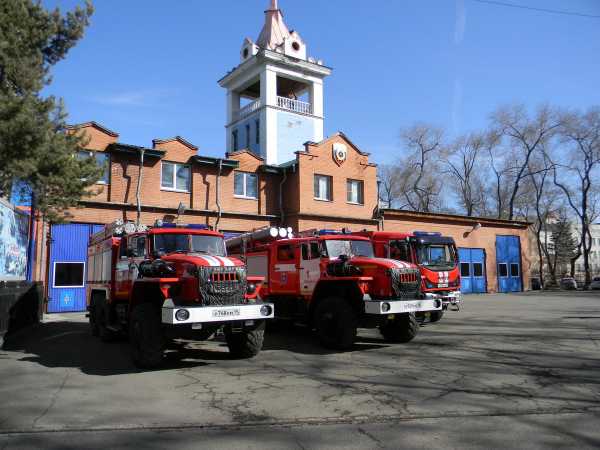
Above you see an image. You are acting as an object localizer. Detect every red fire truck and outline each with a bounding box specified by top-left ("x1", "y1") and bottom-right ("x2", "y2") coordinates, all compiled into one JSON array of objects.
[
  {"x1": 354, "y1": 231, "x2": 461, "y2": 322},
  {"x1": 226, "y1": 227, "x2": 443, "y2": 350},
  {"x1": 86, "y1": 220, "x2": 274, "y2": 368}
]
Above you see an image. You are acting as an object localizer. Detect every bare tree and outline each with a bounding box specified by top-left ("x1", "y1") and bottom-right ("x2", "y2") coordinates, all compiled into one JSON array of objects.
[
  {"x1": 551, "y1": 107, "x2": 600, "y2": 287},
  {"x1": 378, "y1": 164, "x2": 401, "y2": 209},
  {"x1": 443, "y1": 132, "x2": 490, "y2": 216},
  {"x1": 395, "y1": 124, "x2": 445, "y2": 212},
  {"x1": 490, "y1": 104, "x2": 562, "y2": 220}
]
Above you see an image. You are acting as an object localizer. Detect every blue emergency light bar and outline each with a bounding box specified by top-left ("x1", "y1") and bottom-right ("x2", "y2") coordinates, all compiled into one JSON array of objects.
[
  {"x1": 156, "y1": 222, "x2": 209, "y2": 230},
  {"x1": 318, "y1": 228, "x2": 352, "y2": 236},
  {"x1": 413, "y1": 231, "x2": 442, "y2": 237}
]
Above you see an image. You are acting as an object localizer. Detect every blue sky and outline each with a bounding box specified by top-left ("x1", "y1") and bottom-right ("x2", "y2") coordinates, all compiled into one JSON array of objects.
[{"x1": 43, "y1": 0, "x2": 600, "y2": 164}]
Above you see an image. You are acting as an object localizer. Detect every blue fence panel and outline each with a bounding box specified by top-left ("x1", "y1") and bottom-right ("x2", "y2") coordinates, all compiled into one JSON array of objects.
[
  {"x1": 48, "y1": 223, "x2": 102, "y2": 313},
  {"x1": 495, "y1": 236, "x2": 522, "y2": 293}
]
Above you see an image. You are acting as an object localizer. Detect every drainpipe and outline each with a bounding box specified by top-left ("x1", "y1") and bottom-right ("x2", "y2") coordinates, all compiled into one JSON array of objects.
[
  {"x1": 278, "y1": 166, "x2": 288, "y2": 226},
  {"x1": 136, "y1": 148, "x2": 145, "y2": 225},
  {"x1": 376, "y1": 179, "x2": 384, "y2": 231},
  {"x1": 215, "y1": 159, "x2": 223, "y2": 231}
]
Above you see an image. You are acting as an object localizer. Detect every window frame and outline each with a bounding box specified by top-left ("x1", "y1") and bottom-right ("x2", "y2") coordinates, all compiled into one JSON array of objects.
[
  {"x1": 234, "y1": 171, "x2": 258, "y2": 200},
  {"x1": 232, "y1": 130, "x2": 239, "y2": 151},
  {"x1": 255, "y1": 119, "x2": 260, "y2": 145},
  {"x1": 510, "y1": 263, "x2": 520, "y2": 277},
  {"x1": 160, "y1": 161, "x2": 191, "y2": 193},
  {"x1": 314, "y1": 174, "x2": 333, "y2": 202},
  {"x1": 473, "y1": 262, "x2": 484, "y2": 278},
  {"x1": 346, "y1": 179, "x2": 364, "y2": 205},
  {"x1": 498, "y1": 263, "x2": 508, "y2": 278},
  {"x1": 77, "y1": 150, "x2": 110, "y2": 185},
  {"x1": 460, "y1": 262, "x2": 471, "y2": 277},
  {"x1": 52, "y1": 261, "x2": 86, "y2": 288}
]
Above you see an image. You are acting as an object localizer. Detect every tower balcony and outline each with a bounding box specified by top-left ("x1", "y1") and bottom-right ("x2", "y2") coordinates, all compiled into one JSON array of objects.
[
  {"x1": 277, "y1": 96, "x2": 312, "y2": 115},
  {"x1": 233, "y1": 99, "x2": 262, "y2": 121}
]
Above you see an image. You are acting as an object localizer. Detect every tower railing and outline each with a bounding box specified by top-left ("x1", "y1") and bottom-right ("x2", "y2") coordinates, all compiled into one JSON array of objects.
[
  {"x1": 233, "y1": 99, "x2": 261, "y2": 121},
  {"x1": 276, "y1": 96, "x2": 312, "y2": 115}
]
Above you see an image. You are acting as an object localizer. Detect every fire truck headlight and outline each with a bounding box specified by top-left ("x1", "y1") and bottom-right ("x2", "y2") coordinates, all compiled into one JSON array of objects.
[
  {"x1": 175, "y1": 309, "x2": 190, "y2": 322},
  {"x1": 246, "y1": 283, "x2": 256, "y2": 295},
  {"x1": 381, "y1": 302, "x2": 391, "y2": 313},
  {"x1": 260, "y1": 305, "x2": 272, "y2": 316}
]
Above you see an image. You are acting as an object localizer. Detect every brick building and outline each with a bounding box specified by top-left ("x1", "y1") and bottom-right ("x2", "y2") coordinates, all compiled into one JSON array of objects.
[{"x1": 29, "y1": 1, "x2": 531, "y2": 312}]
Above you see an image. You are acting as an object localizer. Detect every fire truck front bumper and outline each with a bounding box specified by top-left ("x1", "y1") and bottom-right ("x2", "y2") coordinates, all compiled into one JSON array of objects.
[
  {"x1": 425, "y1": 291, "x2": 461, "y2": 309},
  {"x1": 162, "y1": 301, "x2": 275, "y2": 325},
  {"x1": 363, "y1": 295, "x2": 443, "y2": 315}
]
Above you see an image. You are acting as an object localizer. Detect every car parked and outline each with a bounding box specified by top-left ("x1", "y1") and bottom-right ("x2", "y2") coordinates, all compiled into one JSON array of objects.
[
  {"x1": 589, "y1": 277, "x2": 600, "y2": 290},
  {"x1": 560, "y1": 277, "x2": 578, "y2": 290}
]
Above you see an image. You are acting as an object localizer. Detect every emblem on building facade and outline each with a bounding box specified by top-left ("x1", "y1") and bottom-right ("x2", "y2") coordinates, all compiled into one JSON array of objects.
[{"x1": 332, "y1": 143, "x2": 348, "y2": 166}]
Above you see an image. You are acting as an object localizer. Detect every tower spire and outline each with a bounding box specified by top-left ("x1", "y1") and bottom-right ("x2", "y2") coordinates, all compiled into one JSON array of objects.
[{"x1": 257, "y1": 0, "x2": 289, "y2": 50}]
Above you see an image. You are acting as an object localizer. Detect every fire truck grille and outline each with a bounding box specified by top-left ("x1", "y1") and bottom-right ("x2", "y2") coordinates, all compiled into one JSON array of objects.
[
  {"x1": 197, "y1": 266, "x2": 247, "y2": 306},
  {"x1": 390, "y1": 268, "x2": 421, "y2": 299}
]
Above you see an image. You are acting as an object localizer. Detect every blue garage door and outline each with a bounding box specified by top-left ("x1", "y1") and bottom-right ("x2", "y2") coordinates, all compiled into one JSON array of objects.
[
  {"x1": 458, "y1": 248, "x2": 486, "y2": 294},
  {"x1": 496, "y1": 235, "x2": 522, "y2": 293},
  {"x1": 48, "y1": 223, "x2": 103, "y2": 313}
]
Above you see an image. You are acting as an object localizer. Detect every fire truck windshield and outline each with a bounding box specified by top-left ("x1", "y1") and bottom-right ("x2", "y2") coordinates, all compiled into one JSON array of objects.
[
  {"x1": 416, "y1": 244, "x2": 457, "y2": 269},
  {"x1": 153, "y1": 234, "x2": 226, "y2": 256},
  {"x1": 324, "y1": 240, "x2": 374, "y2": 259}
]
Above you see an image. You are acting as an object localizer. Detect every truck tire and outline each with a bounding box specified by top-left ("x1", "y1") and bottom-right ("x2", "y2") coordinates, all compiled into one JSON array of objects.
[
  {"x1": 429, "y1": 310, "x2": 444, "y2": 323},
  {"x1": 89, "y1": 298, "x2": 99, "y2": 337},
  {"x1": 314, "y1": 297, "x2": 357, "y2": 350},
  {"x1": 225, "y1": 321, "x2": 265, "y2": 358},
  {"x1": 130, "y1": 303, "x2": 165, "y2": 368},
  {"x1": 380, "y1": 312, "x2": 419, "y2": 343},
  {"x1": 93, "y1": 295, "x2": 115, "y2": 342}
]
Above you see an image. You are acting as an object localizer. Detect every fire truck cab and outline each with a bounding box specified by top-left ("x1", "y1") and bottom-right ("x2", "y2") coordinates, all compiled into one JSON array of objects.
[
  {"x1": 227, "y1": 228, "x2": 442, "y2": 350},
  {"x1": 86, "y1": 220, "x2": 274, "y2": 368},
  {"x1": 355, "y1": 230, "x2": 461, "y2": 322}
]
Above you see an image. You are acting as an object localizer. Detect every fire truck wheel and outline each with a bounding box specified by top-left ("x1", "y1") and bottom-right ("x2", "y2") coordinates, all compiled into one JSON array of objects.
[
  {"x1": 89, "y1": 300, "x2": 99, "y2": 337},
  {"x1": 225, "y1": 321, "x2": 265, "y2": 358},
  {"x1": 314, "y1": 297, "x2": 357, "y2": 350},
  {"x1": 429, "y1": 310, "x2": 444, "y2": 323},
  {"x1": 380, "y1": 312, "x2": 419, "y2": 343},
  {"x1": 130, "y1": 303, "x2": 165, "y2": 368}
]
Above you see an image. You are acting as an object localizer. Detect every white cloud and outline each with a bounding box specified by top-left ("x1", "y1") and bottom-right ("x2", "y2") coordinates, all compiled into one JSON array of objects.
[{"x1": 90, "y1": 89, "x2": 177, "y2": 107}]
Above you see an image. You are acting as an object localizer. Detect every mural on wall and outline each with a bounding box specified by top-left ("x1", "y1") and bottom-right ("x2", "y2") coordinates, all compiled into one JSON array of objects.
[{"x1": 0, "y1": 200, "x2": 29, "y2": 281}]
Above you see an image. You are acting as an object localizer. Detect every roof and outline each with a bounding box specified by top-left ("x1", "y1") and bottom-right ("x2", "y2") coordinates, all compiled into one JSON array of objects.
[
  {"x1": 381, "y1": 209, "x2": 532, "y2": 228},
  {"x1": 152, "y1": 136, "x2": 198, "y2": 152},
  {"x1": 107, "y1": 143, "x2": 165, "y2": 159},
  {"x1": 256, "y1": 0, "x2": 290, "y2": 51},
  {"x1": 66, "y1": 121, "x2": 119, "y2": 137},
  {"x1": 192, "y1": 155, "x2": 239, "y2": 169}
]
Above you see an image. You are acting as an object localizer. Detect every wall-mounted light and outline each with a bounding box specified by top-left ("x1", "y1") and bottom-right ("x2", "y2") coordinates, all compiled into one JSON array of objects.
[{"x1": 464, "y1": 222, "x2": 482, "y2": 238}]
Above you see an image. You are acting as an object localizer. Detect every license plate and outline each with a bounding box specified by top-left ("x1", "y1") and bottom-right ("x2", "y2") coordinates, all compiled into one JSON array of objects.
[
  {"x1": 211, "y1": 308, "x2": 241, "y2": 318},
  {"x1": 191, "y1": 323, "x2": 203, "y2": 330},
  {"x1": 438, "y1": 283, "x2": 448, "y2": 288}
]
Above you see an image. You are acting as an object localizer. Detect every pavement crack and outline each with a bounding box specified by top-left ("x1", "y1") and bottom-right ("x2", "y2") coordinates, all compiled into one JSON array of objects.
[
  {"x1": 31, "y1": 370, "x2": 70, "y2": 429},
  {"x1": 357, "y1": 426, "x2": 385, "y2": 448}
]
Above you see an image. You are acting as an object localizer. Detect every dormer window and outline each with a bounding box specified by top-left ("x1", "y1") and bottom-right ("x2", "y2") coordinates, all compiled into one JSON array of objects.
[
  {"x1": 292, "y1": 41, "x2": 300, "y2": 51},
  {"x1": 243, "y1": 48, "x2": 249, "y2": 59}
]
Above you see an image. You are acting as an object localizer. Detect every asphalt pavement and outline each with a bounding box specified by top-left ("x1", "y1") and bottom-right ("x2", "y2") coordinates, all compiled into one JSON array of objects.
[{"x1": 1, "y1": 291, "x2": 599, "y2": 449}]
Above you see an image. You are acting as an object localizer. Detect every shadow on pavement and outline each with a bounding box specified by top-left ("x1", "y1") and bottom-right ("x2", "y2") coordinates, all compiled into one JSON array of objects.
[{"x1": 1, "y1": 321, "x2": 232, "y2": 375}]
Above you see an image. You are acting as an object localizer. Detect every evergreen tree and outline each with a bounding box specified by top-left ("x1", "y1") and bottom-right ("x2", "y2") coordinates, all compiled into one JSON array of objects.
[
  {"x1": 0, "y1": 0, "x2": 99, "y2": 221},
  {"x1": 549, "y1": 213, "x2": 578, "y2": 277}
]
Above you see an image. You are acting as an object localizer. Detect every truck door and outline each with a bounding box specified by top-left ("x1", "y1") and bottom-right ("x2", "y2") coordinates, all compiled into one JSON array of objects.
[
  {"x1": 114, "y1": 237, "x2": 130, "y2": 299},
  {"x1": 116, "y1": 235, "x2": 147, "y2": 298},
  {"x1": 270, "y1": 243, "x2": 299, "y2": 295},
  {"x1": 300, "y1": 241, "x2": 321, "y2": 296}
]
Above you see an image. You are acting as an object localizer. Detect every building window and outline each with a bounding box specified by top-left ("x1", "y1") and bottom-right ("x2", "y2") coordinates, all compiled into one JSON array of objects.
[
  {"x1": 255, "y1": 119, "x2": 260, "y2": 144},
  {"x1": 245, "y1": 124, "x2": 250, "y2": 149},
  {"x1": 234, "y1": 171, "x2": 258, "y2": 199},
  {"x1": 473, "y1": 263, "x2": 484, "y2": 277},
  {"x1": 460, "y1": 263, "x2": 470, "y2": 277},
  {"x1": 77, "y1": 150, "x2": 110, "y2": 184},
  {"x1": 161, "y1": 161, "x2": 190, "y2": 192},
  {"x1": 510, "y1": 263, "x2": 520, "y2": 277},
  {"x1": 346, "y1": 179, "x2": 364, "y2": 204},
  {"x1": 232, "y1": 130, "x2": 239, "y2": 151},
  {"x1": 53, "y1": 262, "x2": 85, "y2": 288},
  {"x1": 498, "y1": 263, "x2": 508, "y2": 278},
  {"x1": 314, "y1": 174, "x2": 332, "y2": 201}
]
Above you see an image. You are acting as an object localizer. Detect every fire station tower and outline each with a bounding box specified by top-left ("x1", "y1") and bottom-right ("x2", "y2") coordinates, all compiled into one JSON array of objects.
[{"x1": 218, "y1": 0, "x2": 332, "y2": 165}]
